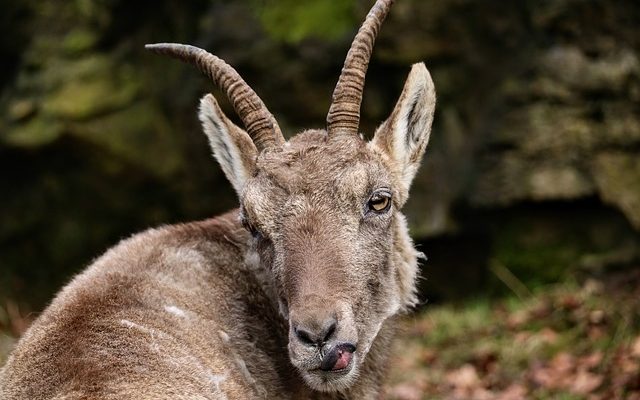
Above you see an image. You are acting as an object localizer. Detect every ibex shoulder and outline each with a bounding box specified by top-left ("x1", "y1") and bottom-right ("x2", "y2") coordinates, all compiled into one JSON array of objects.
[{"x1": 1, "y1": 209, "x2": 287, "y2": 399}]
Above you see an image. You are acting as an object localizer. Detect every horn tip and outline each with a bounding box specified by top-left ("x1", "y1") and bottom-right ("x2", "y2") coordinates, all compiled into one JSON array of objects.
[
  {"x1": 144, "y1": 43, "x2": 167, "y2": 50},
  {"x1": 144, "y1": 43, "x2": 197, "y2": 55},
  {"x1": 144, "y1": 43, "x2": 172, "y2": 54}
]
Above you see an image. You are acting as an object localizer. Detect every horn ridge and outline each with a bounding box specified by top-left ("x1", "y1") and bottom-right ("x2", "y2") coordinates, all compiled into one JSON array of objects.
[
  {"x1": 145, "y1": 43, "x2": 284, "y2": 151},
  {"x1": 327, "y1": 0, "x2": 395, "y2": 136}
]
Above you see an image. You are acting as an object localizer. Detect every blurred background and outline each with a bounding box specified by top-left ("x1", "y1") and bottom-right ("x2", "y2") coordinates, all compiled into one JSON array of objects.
[{"x1": 1, "y1": 0, "x2": 639, "y2": 398}]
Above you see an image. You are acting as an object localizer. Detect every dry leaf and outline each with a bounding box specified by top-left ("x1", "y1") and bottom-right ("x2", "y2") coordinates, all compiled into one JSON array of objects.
[
  {"x1": 589, "y1": 309, "x2": 606, "y2": 325},
  {"x1": 558, "y1": 295, "x2": 581, "y2": 310},
  {"x1": 446, "y1": 364, "x2": 480, "y2": 389},
  {"x1": 582, "y1": 351, "x2": 603, "y2": 369},
  {"x1": 550, "y1": 352, "x2": 575, "y2": 376},
  {"x1": 495, "y1": 383, "x2": 527, "y2": 400},
  {"x1": 632, "y1": 336, "x2": 640, "y2": 359},
  {"x1": 570, "y1": 369, "x2": 603, "y2": 394},
  {"x1": 386, "y1": 383, "x2": 424, "y2": 400},
  {"x1": 537, "y1": 327, "x2": 559, "y2": 344}
]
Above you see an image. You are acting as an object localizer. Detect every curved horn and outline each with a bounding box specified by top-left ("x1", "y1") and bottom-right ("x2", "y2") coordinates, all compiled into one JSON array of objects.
[
  {"x1": 327, "y1": 0, "x2": 395, "y2": 136},
  {"x1": 145, "y1": 43, "x2": 284, "y2": 151}
]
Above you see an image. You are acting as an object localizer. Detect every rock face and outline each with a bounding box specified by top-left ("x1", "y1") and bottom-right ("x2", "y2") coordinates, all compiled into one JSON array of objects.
[{"x1": 1, "y1": 0, "x2": 639, "y2": 306}]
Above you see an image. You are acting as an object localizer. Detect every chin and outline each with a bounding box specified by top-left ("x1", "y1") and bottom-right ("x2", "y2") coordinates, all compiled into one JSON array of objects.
[{"x1": 300, "y1": 357, "x2": 360, "y2": 393}]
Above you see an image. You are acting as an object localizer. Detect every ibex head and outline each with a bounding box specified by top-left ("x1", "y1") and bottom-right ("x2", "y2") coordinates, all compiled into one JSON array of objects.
[{"x1": 146, "y1": 0, "x2": 434, "y2": 392}]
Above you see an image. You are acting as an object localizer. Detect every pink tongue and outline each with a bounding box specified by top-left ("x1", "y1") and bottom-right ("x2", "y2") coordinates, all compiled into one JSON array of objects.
[{"x1": 332, "y1": 349, "x2": 352, "y2": 370}]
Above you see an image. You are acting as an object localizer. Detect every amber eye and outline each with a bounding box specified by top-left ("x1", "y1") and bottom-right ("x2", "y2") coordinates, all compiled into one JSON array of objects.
[{"x1": 367, "y1": 191, "x2": 392, "y2": 213}]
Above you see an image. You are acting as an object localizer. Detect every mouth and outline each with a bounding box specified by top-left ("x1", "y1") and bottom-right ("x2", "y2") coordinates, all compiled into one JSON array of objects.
[
  {"x1": 310, "y1": 353, "x2": 354, "y2": 375},
  {"x1": 300, "y1": 353, "x2": 358, "y2": 392}
]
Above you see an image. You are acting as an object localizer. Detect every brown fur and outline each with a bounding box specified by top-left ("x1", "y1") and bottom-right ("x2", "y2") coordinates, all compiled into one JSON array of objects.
[{"x1": 0, "y1": 1, "x2": 436, "y2": 398}]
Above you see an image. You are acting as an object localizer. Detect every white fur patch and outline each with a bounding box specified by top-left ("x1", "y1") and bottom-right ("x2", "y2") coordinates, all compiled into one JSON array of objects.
[
  {"x1": 208, "y1": 372, "x2": 229, "y2": 400},
  {"x1": 120, "y1": 319, "x2": 138, "y2": 329},
  {"x1": 233, "y1": 355, "x2": 258, "y2": 389},
  {"x1": 218, "y1": 330, "x2": 230, "y2": 343},
  {"x1": 119, "y1": 319, "x2": 171, "y2": 340},
  {"x1": 164, "y1": 305, "x2": 187, "y2": 318},
  {"x1": 119, "y1": 319, "x2": 164, "y2": 353}
]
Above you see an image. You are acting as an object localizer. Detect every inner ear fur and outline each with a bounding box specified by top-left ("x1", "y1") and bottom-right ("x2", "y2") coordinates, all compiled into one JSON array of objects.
[
  {"x1": 199, "y1": 94, "x2": 258, "y2": 196},
  {"x1": 371, "y1": 63, "x2": 436, "y2": 199}
]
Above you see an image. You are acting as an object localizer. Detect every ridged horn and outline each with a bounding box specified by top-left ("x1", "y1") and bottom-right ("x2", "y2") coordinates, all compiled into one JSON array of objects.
[
  {"x1": 327, "y1": 0, "x2": 395, "y2": 136},
  {"x1": 145, "y1": 43, "x2": 284, "y2": 151}
]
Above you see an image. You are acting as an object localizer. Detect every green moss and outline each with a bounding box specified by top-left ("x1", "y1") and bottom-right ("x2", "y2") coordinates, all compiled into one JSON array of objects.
[
  {"x1": 7, "y1": 100, "x2": 36, "y2": 122},
  {"x1": 592, "y1": 153, "x2": 640, "y2": 230},
  {"x1": 62, "y1": 29, "x2": 97, "y2": 56},
  {"x1": 253, "y1": 0, "x2": 356, "y2": 43},
  {"x1": 487, "y1": 211, "x2": 627, "y2": 291},
  {"x1": 492, "y1": 237, "x2": 580, "y2": 286},
  {"x1": 424, "y1": 299, "x2": 493, "y2": 346},
  {"x1": 42, "y1": 74, "x2": 140, "y2": 120},
  {"x1": 2, "y1": 117, "x2": 63, "y2": 147},
  {"x1": 68, "y1": 101, "x2": 183, "y2": 178}
]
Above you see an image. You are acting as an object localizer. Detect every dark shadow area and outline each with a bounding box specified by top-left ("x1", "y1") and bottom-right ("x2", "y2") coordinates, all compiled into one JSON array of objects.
[{"x1": 416, "y1": 198, "x2": 640, "y2": 306}]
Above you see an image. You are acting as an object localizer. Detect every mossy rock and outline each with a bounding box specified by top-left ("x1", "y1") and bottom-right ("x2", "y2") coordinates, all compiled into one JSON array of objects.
[
  {"x1": 42, "y1": 68, "x2": 140, "y2": 120},
  {"x1": 539, "y1": 46, "x2": 640, "y2": 93},
  {"x1": 472, "y1": 153, "x2": 595, "y2": 206},
  {"x1": 493, "y1": 103, "x2": 598, "y2": 155},
  {"x1": 253, "y1": 0, "x2": 356, "y2": 43},
  {"x1": 2, "y1": 117, "x2": 63, "y2": 148},
  {"x1": 488, "y1": 203, "x2": 638, "y2": 291},
  {"x1": 68, "y1": 101, "x2": 183, "y2": 179},
  {"x1": 592, "y1": 152, "x2": 640, "y2": 230},
  {"x1": 62, "y1": 29, "x2": 98, "y2": 56}
]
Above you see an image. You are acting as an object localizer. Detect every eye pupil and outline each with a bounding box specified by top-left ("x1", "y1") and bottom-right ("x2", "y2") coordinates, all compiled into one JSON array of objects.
[{"x1": 368, "y1": 195, "x2": 391, "y2": 213}]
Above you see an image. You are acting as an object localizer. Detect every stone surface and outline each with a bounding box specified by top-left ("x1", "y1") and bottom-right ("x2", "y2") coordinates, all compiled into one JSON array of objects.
[{"x1": 592, "y1": 153, "x2": 640, "y2": 230}]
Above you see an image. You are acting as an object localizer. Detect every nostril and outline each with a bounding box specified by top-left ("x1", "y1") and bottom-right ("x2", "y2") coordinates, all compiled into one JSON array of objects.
[
  {"x1": 340, "y1": 342, "x2": 356, "y2": 354},
  {"x1": 294, "y1": 327, "x2": 315, "y2": 346},
  {"x1": 322, "y1": 321, "x2": 337, "y2": 343},
  {"x1": 293, "y1": 317, "x2": 338, "y2": 346}
]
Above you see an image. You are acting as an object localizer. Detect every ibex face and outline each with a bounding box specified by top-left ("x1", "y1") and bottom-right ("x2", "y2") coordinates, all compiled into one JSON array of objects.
[
  {"x1": 239, "y1": 121, "x2": 432, "y2": 392},
  {"x1": 147, "y1": 0, "x2": 435, "y2": 393}
]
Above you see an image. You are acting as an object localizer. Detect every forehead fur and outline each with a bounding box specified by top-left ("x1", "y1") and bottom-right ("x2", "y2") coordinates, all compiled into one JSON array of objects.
[
  {"x1": 254, "y1": 129, "x2": 391, "y2": 196},
  {"x1": 240, "y1": 130, "x2": 396, "y2": 230}
]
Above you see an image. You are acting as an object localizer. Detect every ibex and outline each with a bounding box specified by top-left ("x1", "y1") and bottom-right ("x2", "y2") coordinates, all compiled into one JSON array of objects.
[{"x1": 0, "y1": 0, "x2": 435, "y2": 398}]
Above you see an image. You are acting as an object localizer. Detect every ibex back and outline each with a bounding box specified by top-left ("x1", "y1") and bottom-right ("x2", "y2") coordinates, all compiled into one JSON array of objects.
[{"x1": 0, "y1": 0, "x2": 436, "y2": 398}]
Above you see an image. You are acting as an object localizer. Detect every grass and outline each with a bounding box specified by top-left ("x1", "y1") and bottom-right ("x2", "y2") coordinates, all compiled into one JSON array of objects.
[{"x1": 385, "y1": 270, "x2": 640, "y2": 399}]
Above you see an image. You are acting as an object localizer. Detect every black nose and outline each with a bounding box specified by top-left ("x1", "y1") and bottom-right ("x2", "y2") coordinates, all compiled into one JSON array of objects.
[
  {"x1": 294, "y1": 317, "x2": 337, "y2": 346},
  {"x1": 320, "y1": 342, "x2": 357, "y2": 371}
]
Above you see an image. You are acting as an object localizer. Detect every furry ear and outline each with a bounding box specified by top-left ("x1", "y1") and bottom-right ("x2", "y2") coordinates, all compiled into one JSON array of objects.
[
  {"x1": 371, "y1": 63, "x2": 436, "y2": 201},
  {"x1": 199, "y1": 94, "x2": 258, "y2": 196}
]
